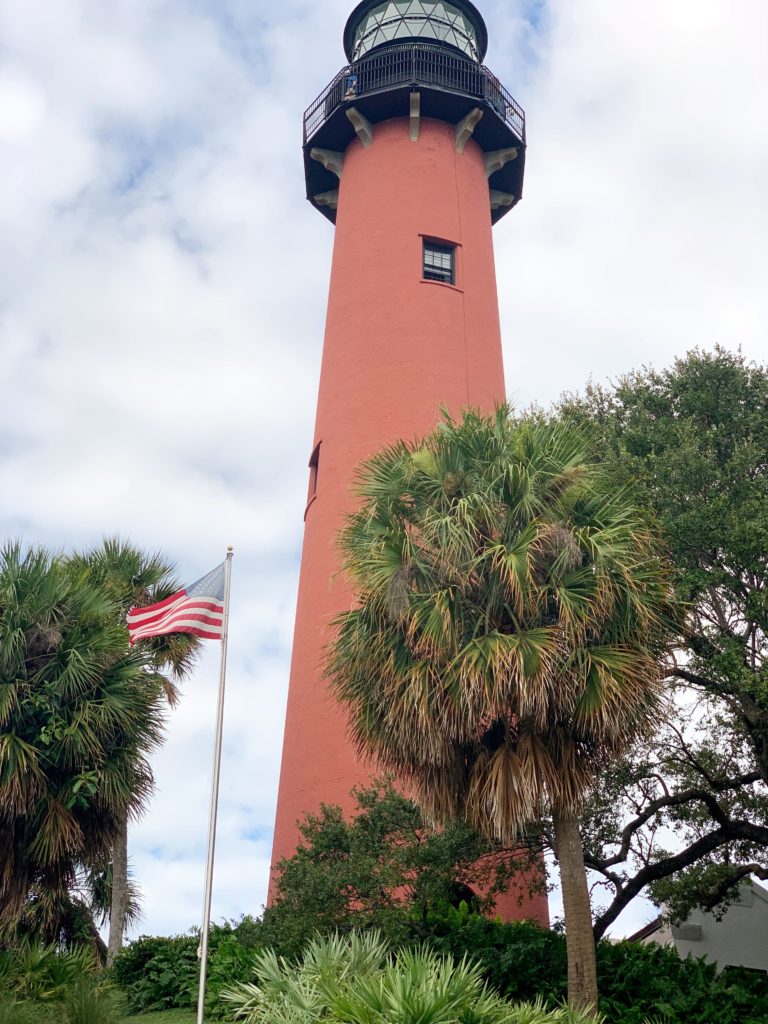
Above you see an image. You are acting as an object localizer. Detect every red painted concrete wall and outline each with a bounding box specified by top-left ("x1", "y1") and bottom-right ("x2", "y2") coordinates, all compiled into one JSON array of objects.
[{"x1": 271, "y1": 116, "x2": 548, "y2": 926}]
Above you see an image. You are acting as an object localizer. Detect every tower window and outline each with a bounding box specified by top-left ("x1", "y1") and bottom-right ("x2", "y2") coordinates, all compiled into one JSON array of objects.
[
  {"x1": 423, "y1": 241, "x2": 455, "y2": 285},
  {"x1": 308, "y1": 442, "x2": 321, "y2": 503}
]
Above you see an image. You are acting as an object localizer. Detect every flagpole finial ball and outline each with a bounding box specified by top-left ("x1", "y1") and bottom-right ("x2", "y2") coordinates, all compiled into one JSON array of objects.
[{"x1": 227, "y1": 545, "x2": 234, "y2": 552}]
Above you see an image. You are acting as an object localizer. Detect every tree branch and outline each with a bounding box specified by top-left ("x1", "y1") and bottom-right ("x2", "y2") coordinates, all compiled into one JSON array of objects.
[
  {"x1": 592, "y1": 817, "x2": 768, "y2": 940},
  {"x1": 700, "y1": 863, "x2": 768, "y2": 912},
  {"x1": 584, "y1": 771, "x2": 762, "y2": 870}
]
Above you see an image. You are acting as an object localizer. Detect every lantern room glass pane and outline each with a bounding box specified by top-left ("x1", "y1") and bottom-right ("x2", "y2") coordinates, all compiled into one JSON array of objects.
[{"x1": 353, "y1": 0, "x2": 481, "y2": 61}]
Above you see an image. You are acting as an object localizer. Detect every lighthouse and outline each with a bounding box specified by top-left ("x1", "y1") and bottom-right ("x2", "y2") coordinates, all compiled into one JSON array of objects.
[{"x1": 271, "y1": 0, "x2": 547, "y2": 924}]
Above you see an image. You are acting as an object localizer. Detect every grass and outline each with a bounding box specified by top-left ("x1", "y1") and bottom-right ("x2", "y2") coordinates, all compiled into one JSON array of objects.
[{"x1": 119, "y1": 1012, "x2": 196, "y2": 1024}]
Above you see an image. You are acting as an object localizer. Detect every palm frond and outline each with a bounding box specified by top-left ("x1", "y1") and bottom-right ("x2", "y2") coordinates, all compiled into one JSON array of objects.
[{"x1": 327, "y1": 408, "x2": 678, "y2": 843}]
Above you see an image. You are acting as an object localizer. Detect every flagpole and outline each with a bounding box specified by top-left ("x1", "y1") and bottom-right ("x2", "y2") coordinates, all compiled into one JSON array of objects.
[{"x1": 196, "y1": 547, "x2": 233, "y2": 1024}]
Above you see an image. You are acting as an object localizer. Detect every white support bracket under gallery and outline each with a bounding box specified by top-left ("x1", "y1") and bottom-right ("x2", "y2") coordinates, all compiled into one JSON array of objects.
[
  {"x1": 309, "y1": 148, "x2": 344, "y2": 179},
  {"x1": 346, "y1": 107, "x2": 373, "y2": 148},
  {"x1": 455, "y1": 107, "x2": 483, "y2": 153},
  {"x1": 314, "y1": 190, "x2": 339, "y2": 210},
  {"x1": 484, "y1": 147, "x2": 518, "y2": 177},
  {"x1": 489, "y1": 189, "x2": 516, "y2": 211},
  {"x1": 410, "y1": 92, "x2": 421, "y2": 141}
]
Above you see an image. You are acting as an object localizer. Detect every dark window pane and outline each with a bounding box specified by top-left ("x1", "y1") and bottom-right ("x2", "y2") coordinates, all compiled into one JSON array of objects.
[{"x1": 423, "y1": 241, "x2": 455, "y2": 284}]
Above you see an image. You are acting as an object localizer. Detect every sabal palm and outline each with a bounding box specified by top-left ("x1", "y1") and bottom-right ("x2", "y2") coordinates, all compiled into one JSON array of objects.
[
  {"x1": 327, "y1": 409, "x2": 675, "y2": 1011},
  {"x1": 0, "y1": 542, "x2": 170, "y2": 942},
  {"x1": 69, "y1": 537, "x2": 200, "y2": 962}
]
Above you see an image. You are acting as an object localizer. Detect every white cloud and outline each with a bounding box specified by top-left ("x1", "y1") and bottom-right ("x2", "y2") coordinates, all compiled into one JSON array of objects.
[{"x1": 1, "y1": 0, "x2": 765, "y2": 940}]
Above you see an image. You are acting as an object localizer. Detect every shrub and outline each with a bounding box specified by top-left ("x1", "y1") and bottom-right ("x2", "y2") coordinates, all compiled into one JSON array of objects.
[
  {"x1": 110, "y1": 917, "x2": 261, "y2": 1014},
  {"x1": 221, "y1": 931, "x2": 600, "y2": 1024},
  {"x1": 412, "y1": 906, "x2": 768, "y2": 1024},
  {"x1": 0, "y1": 944, "x2": 94, "y2": 1003},
  {"x1": 204, "y1": 932, "x2": 260, "y2": 1017},
  {"x1": 62, "y1": 977, "x2": 125, "y2": 1024},
  {"x1": 421, "y1": 906, "x2": 567, "y2": 1005},
  {"x1": 0, "y1": 996, "x2": 39, "y2": 1024},
  {"x1": 596, "y1": 941, "x2": 768, "y2": 1024},
  {"x1": 109, "y1": 933, "x2": 198, "y2": 1011},
  {"x1": 108, "y1": 909, "x2": 768, "y2": 1023}
]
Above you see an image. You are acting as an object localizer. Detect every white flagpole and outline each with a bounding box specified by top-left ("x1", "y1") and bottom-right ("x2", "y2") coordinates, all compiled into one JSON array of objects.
[{"x1": 196, "y1": 547, "x2": 234, "y2": 1024}]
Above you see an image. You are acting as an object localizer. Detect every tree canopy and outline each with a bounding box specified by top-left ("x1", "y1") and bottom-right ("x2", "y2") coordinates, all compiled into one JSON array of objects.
[
  {"x1": 0, "y1": 540, "x2": 194, "y2": 945},
  {"x1": 263, "y1": 781, "x2": 529, "y2": 958},
  {"x1": 326, "y1": 408, "x2": 676, "y2": 1009},
  {"x1": 560, "y1": 346, "x2": 768, "y2": 934}
]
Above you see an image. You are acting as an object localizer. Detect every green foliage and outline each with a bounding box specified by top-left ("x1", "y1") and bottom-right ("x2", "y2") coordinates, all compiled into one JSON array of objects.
[
  {"x1": 106, "y1": 906, "x2": 768, "y2": 1024},
  {"x1": 560, "y1": 347, "x2": 768, "y2": 927},
  {"x1": 421, "y1": 906, "x2": 567, "y2": 1006},
  {"x1": 328, "y1": 409, "x2": 676, "y2": 834},
  {"x1": 0, "y1": 538, "x2": 201, "y2": 949},
  {"x1": 204, "y1": 932, "x2": 261, "y2": 1017},
  {"x1": 0, "y1": 996, "x2": 41, "y2": 1024},
  {"x1": 221, "y1": 931, "x2": 600, "y2": 1024},
  {"x1": 0, "y1": 542, "x2": 176, "y2": 942},
  {"x1": 62, "y1": 976, "x2": 125, "y2": 1024},
  {"x1": 109, "y1": 933, "x2": 198, "y2": 1012},
  {"x1": 0, "y1": 942, "x2": 94, "y2": 1002},
  {"x1": 326, "y1": 407, "x2": 677, "y2": 1008},
  {"x1": 597, "y1": 941, "x2": 768, "y2": 1024},
  {"x1": 263, "y1": 782, "x2": 531, "y2": 959},
  {"x1": 418, "y1": 909, "x2": 768, "y2": 1024},
  {"x1": 117, "y1": 1013, "x2": 195, "y2": 1024},
  {"x1": 109, "y1": 918, "x2": 261, "y2": 1015}
]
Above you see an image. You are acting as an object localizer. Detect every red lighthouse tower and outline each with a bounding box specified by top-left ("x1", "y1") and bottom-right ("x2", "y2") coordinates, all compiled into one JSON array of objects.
[{"x1": 272, "y1": 0, "x2": 547, "y2": 924}]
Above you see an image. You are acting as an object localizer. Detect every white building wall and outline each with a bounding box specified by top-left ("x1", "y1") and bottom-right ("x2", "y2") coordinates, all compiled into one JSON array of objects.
[{"x1": 667, "y1": 882, "x2": 768, "y2": 973}]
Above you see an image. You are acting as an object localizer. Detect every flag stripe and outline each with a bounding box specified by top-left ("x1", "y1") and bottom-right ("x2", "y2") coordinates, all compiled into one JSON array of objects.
[
  {"x1": 129, "y1": 610, "x2": 224, "y2": 640},
  {"x1": 127, "y1": 589, "x2": 188, "y2": 616},
  {"x1": 132, "y1": 623, "x2": 223, "y2": 642},
  {"x1": 181, "y1": 626, "x2": 224, "y2": 640},
  {"x1": 127, "y1": 597, "x2": 223, "y2": 629}
]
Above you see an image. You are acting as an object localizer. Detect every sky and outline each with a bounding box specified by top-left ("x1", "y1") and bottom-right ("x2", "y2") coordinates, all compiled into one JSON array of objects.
[{"x1": 0, "y1": 0, "x2": 766, "y2": 941}]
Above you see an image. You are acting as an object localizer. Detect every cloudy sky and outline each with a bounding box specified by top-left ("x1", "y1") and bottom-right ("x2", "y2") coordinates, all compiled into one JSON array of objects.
[{"x1": 1, "y1": 0, "x2": 766, "y2": 940}]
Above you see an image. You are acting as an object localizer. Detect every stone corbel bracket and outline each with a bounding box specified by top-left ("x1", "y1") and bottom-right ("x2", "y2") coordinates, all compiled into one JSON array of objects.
[
  {"x1": 310, "y1": 148, "x2": 344, "y2": 179},
  {"x1": 410, "y1": 92, "x2": 421, "y2": 142},
  {"x1": 484, "y1": 147, "x2": 518, "y2": 177},
  {"x1": 490, "y1": 189, "x2": 516, "y2": 211},
  {"x1": 314, "y1": 189, "x2": 339, "y2": 210},
  {"x1": 346, "y1": 107, "x2": 373, "y2": 148},
  {"x1": 455, "y1": 107, "x2": 483, "y2": 153}
]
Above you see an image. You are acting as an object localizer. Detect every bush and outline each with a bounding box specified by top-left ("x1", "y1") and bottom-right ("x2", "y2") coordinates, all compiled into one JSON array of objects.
[
  {"x1": 596, "y1": 941, "x2": 768, "y2": 1024},
  {"x1": 0, "y1": 944, "x2": 94, "y2": 1003},
  {"x1": 0, "y1": 996, "x2": 39, "y2": 1024},
  {"x1": 422, "y1": 907, "x2": 768, "y2": 1024},
  {"x1": 221, "y1": 931, "x2": 599, "y2": 1024},
  {"x1": 108, "y1": 908, "x2": 768, "y2": 1023},
  {"x1": 62, "y1": 977, "x2": 125, "y2": 1024},
  {"x1": 110, "y1": 917, "x2": 261, "y2": 1014},
  {"x1": 421, "y1": 906, "x2": 567, "y2": 1006},
  {"x1": 109, "y1": 933, "x2": 198, "y2": 1011}
]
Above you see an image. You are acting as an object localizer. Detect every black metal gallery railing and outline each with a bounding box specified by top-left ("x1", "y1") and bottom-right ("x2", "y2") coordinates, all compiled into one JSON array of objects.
[{"x1": 303, "y1": 44, "x2": 525, "y2": 146}]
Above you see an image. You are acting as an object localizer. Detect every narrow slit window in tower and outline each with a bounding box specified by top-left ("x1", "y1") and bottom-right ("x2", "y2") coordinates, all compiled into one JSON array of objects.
[
  {"x1": 308, "y1": 442, "x2": 321, "y2": 503},
  {"x1": 423, "y1": 240, "x2": 455, "y2": 284}
]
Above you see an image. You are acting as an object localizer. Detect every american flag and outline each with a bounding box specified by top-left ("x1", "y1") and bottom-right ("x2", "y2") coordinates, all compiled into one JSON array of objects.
[{"x1": 127, "y1": 562, "x2": 226, "y2": 644}]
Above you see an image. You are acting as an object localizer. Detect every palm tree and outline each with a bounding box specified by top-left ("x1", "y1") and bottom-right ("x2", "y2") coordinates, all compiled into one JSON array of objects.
[
  {"x1": 69, "y1": 538, "x2": 200, "y2": 964},
  {"x1": 327, "y1": 408, "x2": 676, "y2": 1012},
  {"x1": 0, "y1": 542, "x2": 167, "y2": 946}
]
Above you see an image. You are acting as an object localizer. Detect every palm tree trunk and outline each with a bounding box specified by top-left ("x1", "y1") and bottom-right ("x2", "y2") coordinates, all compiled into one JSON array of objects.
[
  {"x1": 552, "y1": 808, "x2": 598, "y2": 1013},
  {"x1": 106, "y1": 815, "x2": 129, "y2": 967}
]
